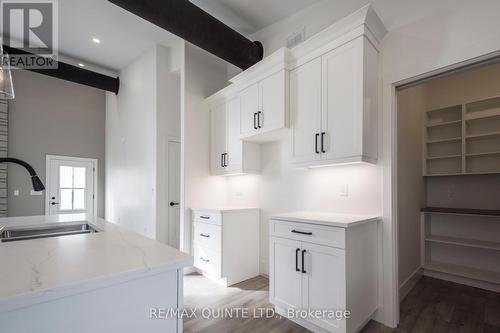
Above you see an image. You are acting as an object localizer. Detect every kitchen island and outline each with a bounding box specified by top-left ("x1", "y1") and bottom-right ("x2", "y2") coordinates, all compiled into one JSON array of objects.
[{"x1": 0, "y1": 214, "x2": 192, "y2": 333}]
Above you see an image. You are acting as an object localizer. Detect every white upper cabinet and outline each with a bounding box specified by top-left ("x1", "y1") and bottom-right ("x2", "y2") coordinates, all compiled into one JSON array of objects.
[
  {"x1": 290, "y1": 57, "x2": 322, "y2": 164},
  {"x1": 240, "y1": 84, "x2": 260, "y2": 137},
  {"x1": 207, "y1": 88, "x2": 260, "y2": 176},
  {"x1": 291, "y1": 36, "x2": 380, "y2": 167},
  {"x1": 207, "y1": 4, "x2": 386, "y2": 167},
  {"x1": 210, "y1": 102, "x2": 227, "y2": 175},
  {"x1": 231, "y1": 49, "x2": 291, "y2": 143},
  {"x1": 240, "y1": 70, "x2": 288, "y2": 140}
]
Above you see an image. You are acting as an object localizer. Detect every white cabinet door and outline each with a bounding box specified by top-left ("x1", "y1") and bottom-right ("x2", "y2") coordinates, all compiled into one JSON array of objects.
[
  {"x1": 291, "y1": 58, "x2": 322, "y2": 164},
  {"x1": 210, "y1": 103, "x2": 227, "y2": 175},
  {"x1": 301, "y1": 242, "x2": 346, "y2": 332},
  {"x1": 226, "y1": 97, "x2": 243, "y2": 172},
  {"x1": 321, "y1": 39, "x2": 363, "y2": 161},
  {"x1": 270, "y1": 237, "x2": 303, "y2": 311},
  {"x1": 260, "y1": 70, "x2": 286, "y2": 132},
  {"x1": 240, "y1": 84, "x2": 259, "y2": 137}
]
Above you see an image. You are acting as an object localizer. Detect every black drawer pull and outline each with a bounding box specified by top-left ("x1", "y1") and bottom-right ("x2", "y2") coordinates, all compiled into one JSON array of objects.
[
  {"x1": 301, "y1": 250, "x2": 307, "y2": 274},
  {"x1": 291, "y1": 230, "x2": 313, "y2": 236},
  {"x1": 199, "y1": 257, "x2": 210, "y2": 263},
  {"x1": 199, "y1": 233, "x2": 210, "y2": 238},
  {"x1": 253, "y1": 112, "x2": 258, "y2": 129},
  {"x1": 295, "y1": 248, "x2": 300, "y2": 272},
  {"x1": 199, "y1": 216, "x2": 210, "y2": 219}
]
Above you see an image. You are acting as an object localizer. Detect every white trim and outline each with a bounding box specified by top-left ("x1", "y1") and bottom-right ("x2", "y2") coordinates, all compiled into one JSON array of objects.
[
  {"x1": 45, "y1": 155, "x2": 98, "y2": 216},
  {"x1": 399, "y1": 267, "x2": 422, "y2": 301}
]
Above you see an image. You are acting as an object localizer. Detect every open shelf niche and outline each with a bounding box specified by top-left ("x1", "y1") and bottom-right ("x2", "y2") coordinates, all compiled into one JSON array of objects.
[
  {"x1": 421, "y1": 208, "x2": 500, "y2": 292},
  {"x1": 424, "y1": 95, "x2": 500, "y2": 176}
]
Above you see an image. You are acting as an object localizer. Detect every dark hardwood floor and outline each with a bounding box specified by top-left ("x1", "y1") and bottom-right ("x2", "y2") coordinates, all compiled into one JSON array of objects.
[{"x1": 183, "y1": 274, "x2": 500, "y2": 333}]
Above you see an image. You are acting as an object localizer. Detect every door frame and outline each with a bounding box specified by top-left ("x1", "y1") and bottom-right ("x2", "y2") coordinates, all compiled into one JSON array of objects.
[
  {"x1": 45, "y1": 155, "x2": 98, "y2": 216},
  {"x1": 388, "y1": 51, "x2": 500, "y2": 327}
]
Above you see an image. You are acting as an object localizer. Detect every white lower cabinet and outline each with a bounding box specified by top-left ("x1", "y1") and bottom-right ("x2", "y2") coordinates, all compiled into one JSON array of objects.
[
  {"x1": 270, "y1": 215, "x2": 378, "y2": 333},
  {"x1": 191, "y1": 208, "x2": 260, "y2": 286}
]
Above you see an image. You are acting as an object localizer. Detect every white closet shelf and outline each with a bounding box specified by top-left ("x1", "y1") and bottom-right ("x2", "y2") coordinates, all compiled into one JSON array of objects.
[
  {"x1": 466, "y1": 151, "x2": 500, "y2": 157},
  {"x1": 426, "y1": 154, "x2": 462, "y2": 160},
  {"x1": 426, "y1": 137, "x2": 462, "y2": 144},
  {"x1": 423, "y1": 172, "x2": 463, "y2": 177},
  {"x1": 426, "y1": 120, "x2": 462, "y2": 128},
  {"x1": 426, "y1": 235, "x2": 500, "y2": 251},
  {"x1": 466, "y1": 131, "x2": 500, "y2": 139},
  {"x1": 424, "y1": 261, "x2": 500, "y2": 285},
  {"x1": 465, "y1": 112, "x2": 500, "y2": 121}
]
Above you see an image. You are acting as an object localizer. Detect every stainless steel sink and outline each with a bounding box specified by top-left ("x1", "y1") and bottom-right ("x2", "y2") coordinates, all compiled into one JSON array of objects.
[{"x1": 0, "y1": 223, "x2": 99, "y2": 243}]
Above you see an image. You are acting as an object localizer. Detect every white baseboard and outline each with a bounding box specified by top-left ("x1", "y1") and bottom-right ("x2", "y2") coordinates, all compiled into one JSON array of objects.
[
  {"x1": 423, "y1": 269, "x2": 500, "y2": 293},
  {"x1": 399, "y1": 266, "x2": 422, "y2": 301}
]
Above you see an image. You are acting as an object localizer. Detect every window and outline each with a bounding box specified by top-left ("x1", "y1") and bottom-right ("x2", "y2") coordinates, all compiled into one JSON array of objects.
[{"x1": 59, "y1": 166, "x2": 86, "y2": 211}]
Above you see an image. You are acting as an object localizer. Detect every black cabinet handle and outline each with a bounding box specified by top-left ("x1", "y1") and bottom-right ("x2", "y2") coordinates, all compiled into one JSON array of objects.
[
  {"x1": 315, "y1": 133, "x2": 320, "y2": 154},
  {"x1": 199, "y1": 257, "x2": 210, "y2": 263},
  {"x1": 169, "y1": 202, "x2": 179, "y2": 206},
  {"x1": 253, "y1": 113, "x2": 258, "y2": 129},
  {"x1": 199, "y1": 233, "x2": 210, "y2": 238},
  {"x1": 321, "y1": 132, "x2": 326, "y2": 153},
  {"x1": 301, "y1": 250, "x2": 307, "y2": 273},
  {"x1": 292, "y1": 230, "x2": 313, "y2": 236},
  {"x1": 199, "y1": 216, "x2": 210, "y2": 220},
  {"x1": 223, "y1": 153, "x2": 228, "y2": 167},
  {"x1": 295, "y1": 248, "x2": 300, "y2": 272},
  {"x1": 257, "y1": 111, "x2": 263, "y2": 128},
  {"x1": 221, "y1": 153, "x2": 224, "y2": 168}
]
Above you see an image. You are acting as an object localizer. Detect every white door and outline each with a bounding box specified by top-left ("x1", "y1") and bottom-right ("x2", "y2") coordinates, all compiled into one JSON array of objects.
[
  {"x1": 269, "y1": 237, "x2": 303, "y2": 311},
  {"x1": 291, "y1": 58, "x2": 322, "y2": 164},
  {"x1": 167, "y1": 141, "x2": 181, "y2": 249},
  {"x1": 322, "y1": 39, "x2": 363, "y2": 160},
  {"x1": 47, "y1": 156, "x2": 96, "y2": 216},
  {"x1": 240, "y1": 84, "x2": 259, "y2": 137},
  {"x1": 226, "y1": 96, "x2": 243, "y2": 172},
  {"x1": 301, "y1": 242, "x2": 346, "y2": 332},
  {"x1": 210, "y1": 103, "x2": 227, "y2": 175},
  {"x1": 260, "y1": 70, "x2": 286, "y2": 133}
]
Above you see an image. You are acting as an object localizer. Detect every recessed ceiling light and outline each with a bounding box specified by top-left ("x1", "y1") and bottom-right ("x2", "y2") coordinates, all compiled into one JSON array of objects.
[
  {"x1": 78, "y1": 63, "x2": 85, "y2": 67},
  {"x1": 92, "y1": 38, "x2": 101, "y2": 44}
]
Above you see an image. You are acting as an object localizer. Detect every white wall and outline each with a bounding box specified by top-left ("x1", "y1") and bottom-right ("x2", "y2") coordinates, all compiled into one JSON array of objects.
[
  {"x1": 106, "y1": 44, "x2": 181, "y2": 240},
  {"x1": 181, "y1": 43, "x2": 230, "y2": 253},
  {"x1": 396, "y1": 85, "x2": 425, "y2": 292}
]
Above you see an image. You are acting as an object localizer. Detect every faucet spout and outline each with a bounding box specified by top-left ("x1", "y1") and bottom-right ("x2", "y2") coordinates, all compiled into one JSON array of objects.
[{"x1": 0, "y1": 157, "x2": 45, "y2": 191}]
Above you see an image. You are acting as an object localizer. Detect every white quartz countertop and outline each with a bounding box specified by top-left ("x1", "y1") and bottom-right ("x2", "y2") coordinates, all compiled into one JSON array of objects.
[
  {"x1": 0, "y1": 214, "x2": 192, "y2": 312},
  {"x1": 270, "y1": 211, "x2": 380, "y2": 228}
]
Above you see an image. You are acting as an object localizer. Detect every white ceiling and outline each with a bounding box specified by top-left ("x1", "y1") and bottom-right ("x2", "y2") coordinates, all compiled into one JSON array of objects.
[
  {"x1": 191, "y1": 0, "x2": 321, "y2": 35},
  {"x1": 57, "y1": 0, "x2": 321, "y2": 73},
  {"x1": 5, "y1": 0, "x2": 429, "y2": 74}
]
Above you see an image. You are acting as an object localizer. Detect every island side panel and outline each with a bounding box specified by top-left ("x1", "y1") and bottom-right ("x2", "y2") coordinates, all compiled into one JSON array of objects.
[{"x1": 0, "y1": 270, "x2": 181, "y2": 333}]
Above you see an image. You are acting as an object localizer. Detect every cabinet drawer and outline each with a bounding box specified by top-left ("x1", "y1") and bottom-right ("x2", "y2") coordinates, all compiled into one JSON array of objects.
[
  {"x1": 194, "y1": 245, "x2": 221, "y2": 278},
  {"x1": 270, "y1": 219, "x2": 345, "y2": 249},
  {"x1": 193, "y1": 221, "x2": 221, "y2": 253},
  {"x1": 192, "y1": 210, "x2": 222, "y2": 225}
]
